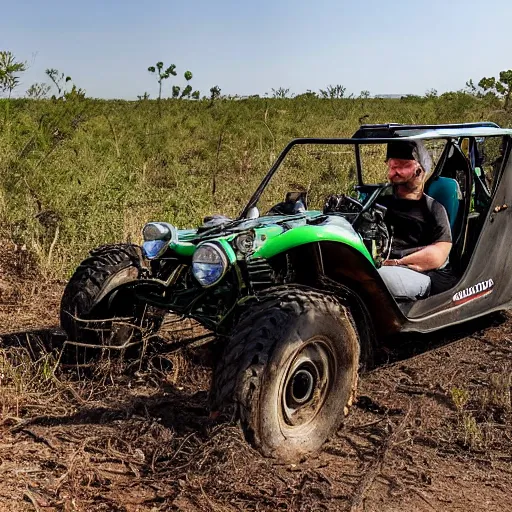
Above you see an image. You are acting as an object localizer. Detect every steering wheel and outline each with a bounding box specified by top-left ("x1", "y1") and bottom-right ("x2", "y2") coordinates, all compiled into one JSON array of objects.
[{"x1": 323, "y1": 194, "x2": 363, "y2": 214}]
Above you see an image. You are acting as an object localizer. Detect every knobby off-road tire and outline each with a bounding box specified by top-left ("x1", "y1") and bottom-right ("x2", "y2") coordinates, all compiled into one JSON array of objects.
[
  {"x1": 60, "y1": 244, "x2": 163, "y2": 360},
  {"x1": 210, "y1": 287, "x2": 360, "y2": 462}
]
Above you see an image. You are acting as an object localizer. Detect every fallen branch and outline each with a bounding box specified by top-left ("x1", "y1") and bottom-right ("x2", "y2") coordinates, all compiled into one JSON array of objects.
[{"x1": 349, "y1": 406, "x2": 411, "y2": 512}]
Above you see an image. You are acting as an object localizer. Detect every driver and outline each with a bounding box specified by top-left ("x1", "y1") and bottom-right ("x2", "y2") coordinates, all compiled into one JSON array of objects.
[{"x1": 377, "y1": 140, "x2": 457, "y2": 301}]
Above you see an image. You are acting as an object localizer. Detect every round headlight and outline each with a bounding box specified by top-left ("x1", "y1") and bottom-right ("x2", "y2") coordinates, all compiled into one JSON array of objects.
[
  {"x1": 143, "y1": 222, "x2": 174, "y2": 241},
  {"x1": 192, "y1": 243, "x2": 229, "y2": 287},
  {"x1": 142, "y1": 222, "x2": 177, "y2": 259}
]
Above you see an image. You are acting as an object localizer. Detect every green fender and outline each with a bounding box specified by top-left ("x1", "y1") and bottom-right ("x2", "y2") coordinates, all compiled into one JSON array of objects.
[{"x1": 251, "y1": 222, "x2": 375, "y2": 264}]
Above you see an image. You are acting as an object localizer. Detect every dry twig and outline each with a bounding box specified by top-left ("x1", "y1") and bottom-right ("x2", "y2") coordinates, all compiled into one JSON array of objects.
[{"x1": 349, "y1": 406, "x2": 412, "y2": 512}]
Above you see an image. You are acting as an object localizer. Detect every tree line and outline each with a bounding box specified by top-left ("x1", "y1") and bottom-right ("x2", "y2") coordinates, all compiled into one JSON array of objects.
[{"x1": 0, "y1": 50, "x2": 511, "y2": 109}]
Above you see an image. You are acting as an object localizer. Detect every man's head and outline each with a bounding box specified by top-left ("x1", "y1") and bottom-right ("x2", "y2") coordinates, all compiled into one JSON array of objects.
[{"x1": 385, "y1": 140, "x2": 432, "y2": 192}]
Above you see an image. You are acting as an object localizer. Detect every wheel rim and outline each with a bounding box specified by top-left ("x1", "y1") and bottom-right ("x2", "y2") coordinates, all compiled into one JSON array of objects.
[{"x1": 281, "y1": 337, "x2": 336, "y2": 428}]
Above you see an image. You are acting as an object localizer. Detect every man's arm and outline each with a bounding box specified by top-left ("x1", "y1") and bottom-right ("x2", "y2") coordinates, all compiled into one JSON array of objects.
[{"x1": 383, "y1": 241, "x2": 452, "y2": 272}]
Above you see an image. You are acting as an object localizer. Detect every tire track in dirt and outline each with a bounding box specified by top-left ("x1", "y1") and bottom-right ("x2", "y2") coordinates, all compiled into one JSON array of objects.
[{"x1": 0, "y1": 310, "x2": 511, "y2": 510}]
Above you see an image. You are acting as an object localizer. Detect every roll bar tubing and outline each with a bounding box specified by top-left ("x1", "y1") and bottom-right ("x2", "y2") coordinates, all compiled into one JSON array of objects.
[{"x1": 239, "y1": 137, "x2": 434, "y2": 219}]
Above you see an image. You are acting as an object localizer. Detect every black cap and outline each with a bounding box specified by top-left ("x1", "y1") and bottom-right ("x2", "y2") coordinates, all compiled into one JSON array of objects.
[{"x1": 386, "y1": 140, "x2": 419, "y2": 161}]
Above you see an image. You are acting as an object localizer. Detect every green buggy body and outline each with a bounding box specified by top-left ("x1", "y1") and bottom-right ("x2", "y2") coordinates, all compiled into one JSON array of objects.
[{"x1": 60, "y1": 122, "x2": 512, "y2": 461}]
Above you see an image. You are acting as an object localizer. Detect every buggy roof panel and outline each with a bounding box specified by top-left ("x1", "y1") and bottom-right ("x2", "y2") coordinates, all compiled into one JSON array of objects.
[
  {"x1": 352, "y1": 122, "x2": 512, "y2": 139},
  {"x1": 397, "y1": 127, "x2": 512, "y2": 139}
]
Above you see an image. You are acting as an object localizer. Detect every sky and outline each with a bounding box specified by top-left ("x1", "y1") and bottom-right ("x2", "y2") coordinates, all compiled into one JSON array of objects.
[{"x1": 1, "y1": 0, "x2": 511, "y2": 99}]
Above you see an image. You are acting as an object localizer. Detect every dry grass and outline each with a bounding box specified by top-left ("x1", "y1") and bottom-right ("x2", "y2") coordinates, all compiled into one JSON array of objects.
[
  {"x1": 1, "y1": 313, "x2": 512, "y2": 510},
  {"x1": 0, "y1": 235, "x2": 62, "y2": 332},
  {"x1": 1, "y1": 95, "x2": 510, "y2": 280}
]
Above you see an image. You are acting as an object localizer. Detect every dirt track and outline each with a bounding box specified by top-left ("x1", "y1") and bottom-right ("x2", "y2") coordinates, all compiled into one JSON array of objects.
[{"x1": 1, "y1": 275, "x2": 511, "y2": 511}]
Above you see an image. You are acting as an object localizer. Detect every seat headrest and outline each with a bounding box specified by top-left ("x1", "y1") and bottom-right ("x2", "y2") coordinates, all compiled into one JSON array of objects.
[{"x1": 426, "y1": 177, "x2": 461, "y2": 230}]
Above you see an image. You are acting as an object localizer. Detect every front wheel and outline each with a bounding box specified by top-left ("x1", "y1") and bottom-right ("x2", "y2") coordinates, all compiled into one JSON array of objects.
[
  {"x1": 60, "y1": 244, "x2": 163, "y2": 360},
  {"x1": 210, "y1": 288, "x2": 360, "y2": 462}
]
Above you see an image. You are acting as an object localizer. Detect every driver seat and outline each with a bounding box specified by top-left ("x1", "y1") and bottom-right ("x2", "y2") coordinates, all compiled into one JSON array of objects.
[
  {"x1": 425, "y1": 177, "x2": 461, "y2": 231},
  {"x1": 426, "y1": 176, "x2": 466, "y2": 276}
]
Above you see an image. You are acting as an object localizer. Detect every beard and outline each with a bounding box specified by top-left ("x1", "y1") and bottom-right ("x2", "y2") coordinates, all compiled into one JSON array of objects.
[{"x1": 392, "y1": 176, "x2": 423, "y2": 194}]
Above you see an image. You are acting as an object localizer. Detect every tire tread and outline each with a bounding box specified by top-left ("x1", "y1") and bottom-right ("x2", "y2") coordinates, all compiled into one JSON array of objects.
[
  {"x1": 60, "y1": 243, "x2": 148, "y2": 344},
  {"x1": 210, "y1": 286, "x2": 358, "y2": 452}
]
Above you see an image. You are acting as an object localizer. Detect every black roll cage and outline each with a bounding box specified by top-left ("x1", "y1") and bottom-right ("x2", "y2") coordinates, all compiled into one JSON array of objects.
[
  {"x1": 239, "y1": 122, "x2": 510, "y2": 220},
  {"x1": 239, "y1": 136, "x2": 448, "y2": 219},
  {"x1": 352, "y1": 122, "x2": 500, "y2": 137}
]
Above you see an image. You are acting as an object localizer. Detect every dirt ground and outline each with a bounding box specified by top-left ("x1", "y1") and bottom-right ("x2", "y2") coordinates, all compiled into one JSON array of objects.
[{"x1": 0, "y1": 249, "x2": 511, "y2": 511}]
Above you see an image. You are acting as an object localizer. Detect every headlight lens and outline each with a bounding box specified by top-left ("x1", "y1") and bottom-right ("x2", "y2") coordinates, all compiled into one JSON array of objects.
[
  {"x1": 142, "y1": 222, "x2": 176, "y2": 259},
  {"x1": 143, "y1": 222, "x2": 171, "y2": 241},
  {"x1": 143, "y1": 240, "x2": 169, "y2": 259},
  {"x1": 192, "y1": 243, "x2": 229, "y2": 287}
]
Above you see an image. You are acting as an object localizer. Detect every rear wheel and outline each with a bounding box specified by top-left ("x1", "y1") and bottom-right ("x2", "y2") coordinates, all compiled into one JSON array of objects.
[
  {"x1": 210, "y1": 287, "x2": 360, "y2": 462},
  {"x1": 60, "y1": 244, "x2": 163, "y2": 360}
]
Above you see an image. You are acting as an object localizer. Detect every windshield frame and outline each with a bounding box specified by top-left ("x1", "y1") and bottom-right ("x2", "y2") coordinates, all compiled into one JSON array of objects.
[{"x1": 238, "y1": 137, "x2": 447, "y2": 219}]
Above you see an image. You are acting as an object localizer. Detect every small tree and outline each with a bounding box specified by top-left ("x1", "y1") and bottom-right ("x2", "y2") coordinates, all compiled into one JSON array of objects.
[
  {"x1": 208, "y1": 85, "x2": 221, "y2": 106},
  {"x1": 271, "y1": 87, "x2": 290, "y2": 99},
  {"x1": 478, "y1": 70, "x2": 512, "y2": 109},
  {"x1": 0, "y1": 51, "x2": 26, "y2": 98},
  {"x1": 174, "y1": 70, "x2": 199, "y2": 99},
  {"x1": 465, "y1": 79, "x2": 478, "y2": 95},
  {"x1": 425, "y1": 88, "x2": 438, "y2": 99},
  {"x1": 26, "y1": 82, "x2": 51, "y2": 99},
  {"x1": 45, "y1": 69, "x2": 85, "y2": 100},
  {"x1": 210, "y1": 85, "x2": 221, "y2": 101},
  {"x1": 45, "y1": 68, "x2": 71, "y2": 97},
  {"x1": 148, "y1": 63, "x2": 199, "y2": 102},
  {"x1": 359, "y1": 90, "x2": 371, "y2": 99},
  {"x1": 319, "y1": 84, "x2": 346, "y2": 99},
  {"x1": 148, "y1": 61, "x2": 177, "y2": 102}
]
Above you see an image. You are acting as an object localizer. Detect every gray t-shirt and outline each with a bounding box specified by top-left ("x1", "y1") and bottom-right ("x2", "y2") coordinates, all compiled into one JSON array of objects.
[
  {"x1": 378, "y1": 193, "x2": 451, "y2": 257},
  {"x1": 378, "y1": 193, "x2": 456, "y2": 294}
]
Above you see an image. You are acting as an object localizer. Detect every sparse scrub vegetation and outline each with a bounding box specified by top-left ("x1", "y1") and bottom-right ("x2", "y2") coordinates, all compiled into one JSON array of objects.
[
  {"x1": 44, "y1": 68, "x2": 85, "y2": 100},
  {"x1": 271, "y1": 86, "x2": 290, "y2": 98},
  {"x1": 147, "y1": 61, "x2": 199, "y2": 104},
  {"x1": 478, "y1": 70, "x2": 512, "y2": 110},
  {"x1": 26, "y1": 82, "x2": 51, "y2": 99},
  {"x1": 320, "y1": 84, "x2": 347, "y2": 99},
  {"x1": 0, "y1": 51, "x2": 26, "y2": 98},
  {"x1": 451, "y1": 368, "x2": 511, "y2": 450},
  {"x1": 0, "y1": 92, "x2": 511, "y2": 281},
  {"x1": 451, "y1": 386, "x2": 484, "y2": 449},
  {"x1": 0, "y1": 347, "x2": 60, "y2": 419},
  {"x1": 209, "y1": 85, "x2": 221, "y2": 104}
]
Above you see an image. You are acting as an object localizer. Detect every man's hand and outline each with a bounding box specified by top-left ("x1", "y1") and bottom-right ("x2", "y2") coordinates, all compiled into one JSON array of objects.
[
  {"x1": 385, "y1": 242, "x2": 452, "y2": 272},
  {"x1": 382, "y1": 258, "x2": 424, "y2": 272},
  {"x1": 382, "y1": 258, "x2": 401, "y2": 267}
]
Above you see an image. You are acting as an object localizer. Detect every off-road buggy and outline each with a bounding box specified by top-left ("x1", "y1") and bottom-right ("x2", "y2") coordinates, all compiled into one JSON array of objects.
[{"x1": 61, "y1": 122, "x2": 512, "y2": 462}]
